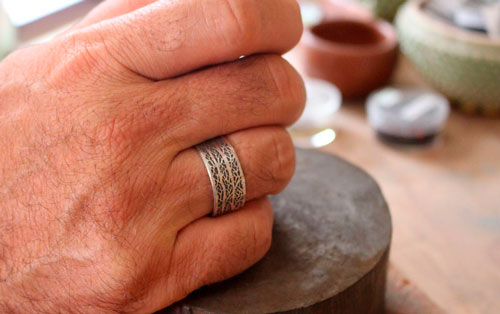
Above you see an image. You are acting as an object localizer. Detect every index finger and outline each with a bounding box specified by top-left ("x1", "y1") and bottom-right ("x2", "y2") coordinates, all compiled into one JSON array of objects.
[{"x1": 77, "y1": 0, "x2": 303, "y2": 80}]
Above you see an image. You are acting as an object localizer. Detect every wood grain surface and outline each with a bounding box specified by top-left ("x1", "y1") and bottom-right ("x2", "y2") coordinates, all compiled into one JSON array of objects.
[
  {"x1": 386, "y1": 263, "x2": 445, "y2": 314},
  {"x1": 318, "y1": 57, "x2": 500, "y2": 314}
]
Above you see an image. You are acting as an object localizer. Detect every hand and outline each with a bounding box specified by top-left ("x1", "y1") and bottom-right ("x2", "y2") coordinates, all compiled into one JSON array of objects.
[{"x1": 0, "y1": 0, "x2": 304, "y2": 312}]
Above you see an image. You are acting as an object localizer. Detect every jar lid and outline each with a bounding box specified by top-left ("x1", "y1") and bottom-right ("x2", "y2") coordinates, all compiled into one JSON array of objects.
[{"x1": 366, "y1": 87, "x2": 450, "y2": 142}]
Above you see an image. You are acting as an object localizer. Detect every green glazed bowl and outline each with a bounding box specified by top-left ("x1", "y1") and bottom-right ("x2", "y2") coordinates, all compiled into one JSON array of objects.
[
  {"x1": 396, "y1": 0, "x2": 500, "y2": 116},
  {"x1": 357, "y1": 0, "x2": 406, "y2": 21}
]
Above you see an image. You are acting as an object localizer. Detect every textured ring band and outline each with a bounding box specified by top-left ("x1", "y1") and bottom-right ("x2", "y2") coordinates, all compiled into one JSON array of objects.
[{"x1": 196, "y1": 137, "x2": 246, "y2": 216}]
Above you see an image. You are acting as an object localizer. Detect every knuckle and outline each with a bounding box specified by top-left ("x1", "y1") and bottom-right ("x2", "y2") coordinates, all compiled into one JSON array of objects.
[
  {"x1": 260, "y1": 55, "x2": 306, "y2": 120},
  {"x1": 216, "y1": 0, "x2": 261, "y2": 49},
  {"x1": 261, "y1": 55, "x2": 292, "y2": 97},
  {"x1": 251, "y1": 206, "x2": 273, "y2": 254},
  {"x1": 126, "y1": 14, "x2": 182, "y2": 69},
  {"x1": 48, "y1": 32, "x2": 110, "y2": 84},
  {"x1": 268, "y1": 128, "x2": 295, "y2": 192},
  {"x1": 232, "y1": 221, "x2": 256, "y2": 262},
  {"x1": 255, "y1": 128, "x2": 295, "y2": 193},
  {"x1": 258, "y1": 226, "x2": 273, "y2": 255},
  {"x1": 232, "y1": 211, "x2": 272, "y2": 264},
  {"x1": 200, "y1": 202, "x2": 273, "y2": 286}
]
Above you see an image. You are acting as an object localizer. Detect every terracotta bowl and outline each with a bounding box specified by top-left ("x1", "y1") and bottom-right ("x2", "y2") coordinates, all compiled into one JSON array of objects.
[{"x1": 296, "y1": 17, "x2": 398, "y2": 98}]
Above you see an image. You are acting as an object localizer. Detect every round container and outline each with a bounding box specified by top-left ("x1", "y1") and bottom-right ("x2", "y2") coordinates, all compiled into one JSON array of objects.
[
  {"x1": 366, "y1": 87, "x2": 450, "y2": 144},
  {"x1": 296, "y1": 17, "x2": 398, "y2": 98},
  {"x1": 396, "y1": 0, "x2": 500, "y2": 116}
]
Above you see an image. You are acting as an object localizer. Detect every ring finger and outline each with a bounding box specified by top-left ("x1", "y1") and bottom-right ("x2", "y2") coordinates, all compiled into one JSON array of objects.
[{"x1": 168, "y1": 126, "x2": 295, "y2": 227}]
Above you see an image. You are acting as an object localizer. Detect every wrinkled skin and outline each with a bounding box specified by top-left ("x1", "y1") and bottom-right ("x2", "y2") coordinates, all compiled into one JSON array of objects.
[{"x1": 0, "y1": 0, "x2": 305, "y2": 312}]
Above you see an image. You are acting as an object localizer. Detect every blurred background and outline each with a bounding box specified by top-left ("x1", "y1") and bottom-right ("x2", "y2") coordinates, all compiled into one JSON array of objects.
[
  {"x1": 0, "y1": 0, "x2": 100, "y2": 48},
  {"x1": 1, "y1": 0, "x2": 499, "y2": 313}
]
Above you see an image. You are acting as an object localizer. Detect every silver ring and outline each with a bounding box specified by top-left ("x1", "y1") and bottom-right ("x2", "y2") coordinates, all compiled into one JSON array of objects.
[{"x1": 196, "y1": 137, "x2": 246, "y2": 216}]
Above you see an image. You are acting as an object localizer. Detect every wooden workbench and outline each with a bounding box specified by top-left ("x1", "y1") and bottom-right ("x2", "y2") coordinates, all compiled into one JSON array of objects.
[{"x1": 320, "y1": 57, "x2": 500, "y2": 314}]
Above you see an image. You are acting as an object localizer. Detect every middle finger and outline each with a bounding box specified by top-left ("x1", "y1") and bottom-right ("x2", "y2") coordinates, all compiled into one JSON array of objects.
[{"x1": 131, "y1": 54, "x2": 306, "y2": 152}]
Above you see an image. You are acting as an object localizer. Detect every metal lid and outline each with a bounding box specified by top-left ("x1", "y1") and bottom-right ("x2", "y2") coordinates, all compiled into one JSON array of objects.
[{"x1": 366, "y1": 87, "x2": 450, "y2": 140}]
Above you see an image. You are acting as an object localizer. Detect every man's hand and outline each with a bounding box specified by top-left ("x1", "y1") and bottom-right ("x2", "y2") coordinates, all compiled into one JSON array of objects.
[{"x1": 0, "y1": 0, "x2": 304, "y2": 312}]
